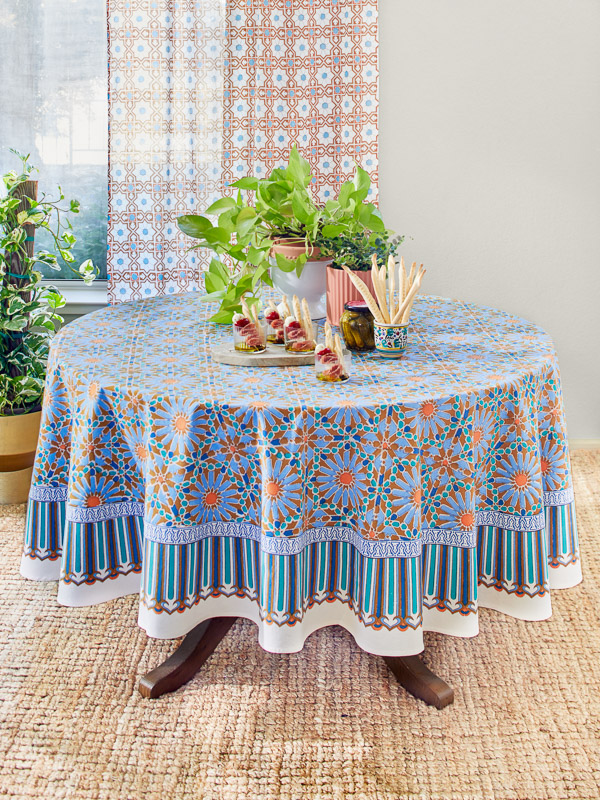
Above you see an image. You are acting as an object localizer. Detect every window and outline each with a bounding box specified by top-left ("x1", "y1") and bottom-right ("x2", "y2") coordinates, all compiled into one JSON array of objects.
[{"x1": 0, "y1": 0, "x2": 108, "y2": 280}]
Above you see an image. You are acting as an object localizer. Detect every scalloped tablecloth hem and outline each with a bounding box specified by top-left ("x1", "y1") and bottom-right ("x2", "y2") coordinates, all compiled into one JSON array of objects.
[
  {"x1": 19, "y1": 553, "x2": 582, "y2": 654},
  {"x1": 137, "y1": 597, "x2": 426, "y2": 656}
]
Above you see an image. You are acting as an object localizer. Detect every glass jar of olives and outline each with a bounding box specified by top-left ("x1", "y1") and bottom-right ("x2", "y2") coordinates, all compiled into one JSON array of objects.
[{"x1": 339, "y1": 301, "x2": 375, "y2": 351}]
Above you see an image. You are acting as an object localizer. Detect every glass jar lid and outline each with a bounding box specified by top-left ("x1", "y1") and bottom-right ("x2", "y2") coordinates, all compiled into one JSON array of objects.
[{"x1": 344, "y1": 300, "x2": 370, "y2": 312}]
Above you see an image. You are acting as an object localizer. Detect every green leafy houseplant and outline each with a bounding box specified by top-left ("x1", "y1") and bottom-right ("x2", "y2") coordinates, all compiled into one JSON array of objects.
[
  {"x1": 328, "y1": 232, "x2": 403, "y2": 272},
  {"x1": 177, "y1": 145, "x2": 395, "y2": 323},
  {"x1": 0, "y1": 151, "x2": 97, "y2": 416}
]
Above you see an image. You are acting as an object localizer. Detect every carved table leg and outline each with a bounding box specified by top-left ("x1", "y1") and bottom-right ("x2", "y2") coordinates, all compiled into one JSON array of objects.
[
  {"x1": 383, "y1": 655, "x2": 454, "y2": 709},
  {"x1": 139, "y1": 617, "x2": 238, "y2": 699},
  {"x1": 140, "y1": 620, "x2": 453, "y2": 708}
]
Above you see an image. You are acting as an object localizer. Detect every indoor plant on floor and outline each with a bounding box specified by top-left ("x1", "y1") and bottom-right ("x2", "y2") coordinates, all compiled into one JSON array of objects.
[
  {"x1": 0, "y1": 151, "x2": 96, "y2": 503},
  {"x1": 177, "y1": 145, "x2": 395, "y2": 321}
]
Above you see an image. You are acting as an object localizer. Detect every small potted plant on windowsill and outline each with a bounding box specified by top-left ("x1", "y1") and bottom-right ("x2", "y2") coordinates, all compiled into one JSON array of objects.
[
  {"x1": 0, "y1": 151, "x2": 97, "y2": 503},
  {"x1": 177, "y1": 145, "x2": 395, "y2": 322}
]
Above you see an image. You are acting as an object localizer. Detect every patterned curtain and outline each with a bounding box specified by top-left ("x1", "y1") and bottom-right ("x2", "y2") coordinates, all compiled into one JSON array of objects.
[
  {"x1": 107, "y1": 1, "x2": 225, "y2": 302},
  {"x1": 107, "y1": 0, "x2": 378, "y2": 303}
]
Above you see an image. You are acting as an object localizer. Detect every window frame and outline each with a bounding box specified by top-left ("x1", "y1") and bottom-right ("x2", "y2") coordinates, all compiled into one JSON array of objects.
[{"x1": 42, "y1": 278, "x2": 108, "y2": 317}]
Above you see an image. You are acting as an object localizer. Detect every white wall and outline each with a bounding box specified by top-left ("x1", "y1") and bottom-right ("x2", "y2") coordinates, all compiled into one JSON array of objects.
[{"x1": 378, "y1": 0, "x2": 600, "y2": 440}]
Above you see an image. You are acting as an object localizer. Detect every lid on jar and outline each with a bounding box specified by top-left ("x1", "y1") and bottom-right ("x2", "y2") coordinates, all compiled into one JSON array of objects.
[{"x1": 344, "y1": 300, "x2": 370, "y2": 312}]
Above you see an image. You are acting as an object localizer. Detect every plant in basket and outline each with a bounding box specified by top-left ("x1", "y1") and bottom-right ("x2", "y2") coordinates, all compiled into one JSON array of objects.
[
  {"x1": 0, "y1": 150, "x2": 97, "y2": 502},
  {"x1": 177, "y1": 145, "x2": 396, "y2": 323}
]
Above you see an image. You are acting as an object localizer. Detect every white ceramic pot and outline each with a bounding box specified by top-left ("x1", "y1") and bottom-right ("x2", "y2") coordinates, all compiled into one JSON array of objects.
[
  {"x1": 269, "y1": 239, "x2": 330, "y2": 320},
  {"x1": 270, "y1": 257, "x2": 330, "y2": 320}
]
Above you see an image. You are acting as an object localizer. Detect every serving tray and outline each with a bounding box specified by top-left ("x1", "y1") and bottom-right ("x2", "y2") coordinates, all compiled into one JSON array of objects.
[{"x1": 211, "y1": 342, "x2": 314, "y2": 367}]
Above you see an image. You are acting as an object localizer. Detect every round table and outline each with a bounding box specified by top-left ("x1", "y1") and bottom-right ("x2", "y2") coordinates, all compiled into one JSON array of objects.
[{"x1": 21, "y1": 292, "x2": 581, "y2": 699}]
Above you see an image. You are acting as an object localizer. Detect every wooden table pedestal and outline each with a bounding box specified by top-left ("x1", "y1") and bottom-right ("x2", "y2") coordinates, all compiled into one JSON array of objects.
[{"x1": 139, "y1": 618, "x2": 454, "y2": 710}]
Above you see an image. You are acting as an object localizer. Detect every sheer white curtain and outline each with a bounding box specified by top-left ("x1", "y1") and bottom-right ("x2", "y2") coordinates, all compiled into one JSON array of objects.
[
  {"x1": 0, "y1": 0, "x2": 108, "y2": 279},
  {"x1": 107, "y1": 1, "x2": 225, "y2": 302}
]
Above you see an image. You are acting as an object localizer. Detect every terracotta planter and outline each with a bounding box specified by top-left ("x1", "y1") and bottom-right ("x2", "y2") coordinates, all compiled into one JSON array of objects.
[
  {"x1": 326, "y1": 266, "x2": 375, "y2": 326},
  {"x1": 0, "y1": 410, "x2": 42, "y2": 504},
  {"x1": 270, "y1": 238, "x2": 331, "y2": 320},
  {"x1": 270, "y1": 238, "x2": 326, "y2": 261}
]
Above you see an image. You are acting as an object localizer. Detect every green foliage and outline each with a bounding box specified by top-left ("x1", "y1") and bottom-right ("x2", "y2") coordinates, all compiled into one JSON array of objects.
[
  {"x1": 328, "y1": 233, "x2": 404, "y2": 272},
  {"x1": 0, "y1": 151, "x2": 98, "y2": 415},
  {"x1": 177, "y1": 145, "x2": 395, "y2": 323}
]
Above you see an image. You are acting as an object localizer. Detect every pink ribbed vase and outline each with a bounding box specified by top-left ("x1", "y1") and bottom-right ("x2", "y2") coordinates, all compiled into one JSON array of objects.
[{"x1": 326, "y1": 267, "x2": 375, "y2": 326}]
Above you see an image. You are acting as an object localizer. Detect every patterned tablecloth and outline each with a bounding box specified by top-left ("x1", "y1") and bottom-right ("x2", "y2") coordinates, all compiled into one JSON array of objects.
[{"x1": 21, "y1": 293, "x2": 581, "y2": 655}]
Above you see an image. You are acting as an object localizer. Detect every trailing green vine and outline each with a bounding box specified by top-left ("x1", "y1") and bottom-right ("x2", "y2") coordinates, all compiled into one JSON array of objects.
[
  {"x1": 0, "y1": 151, "x2": 97, "y2": 415},
  {"x1": 178, "y1": 146, "x2": 398, "y2": 323}
]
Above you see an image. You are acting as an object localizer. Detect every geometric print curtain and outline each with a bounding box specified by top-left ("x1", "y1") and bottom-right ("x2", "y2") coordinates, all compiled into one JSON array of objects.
[
  {"x1": 222, "y1": 0, "x2": 379, "y2": 203},
  {"x1": 107, "y1": 1, "x2": 225, "y2": 303},
  {"x1": 107, "y1": 0, "x2": 379, "y2": 303}
]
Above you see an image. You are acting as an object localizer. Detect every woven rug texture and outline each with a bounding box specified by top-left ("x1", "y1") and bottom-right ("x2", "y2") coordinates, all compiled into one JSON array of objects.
[{"x1": 0, "y1": 451, "x2": 599, "y2": 800}]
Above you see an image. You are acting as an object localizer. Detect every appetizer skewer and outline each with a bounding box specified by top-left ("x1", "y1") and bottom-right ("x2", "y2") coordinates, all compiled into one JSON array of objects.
[
  {"x1": 265, "y1": 300, "x2": 285, "y2": 344},
  {"x1": 283, "y1": 294, "x2": 316, "y2": 352},
  {"x1": 233, "y1": 299, "x2": 266, "y2": 352},
  {"x1": 315, "y1": 331, "x2": 349, "y2": 382}
]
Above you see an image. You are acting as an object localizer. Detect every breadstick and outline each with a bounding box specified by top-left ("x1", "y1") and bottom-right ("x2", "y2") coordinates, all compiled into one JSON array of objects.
[
  {"x1": 400, "y1": 268, "x2": 423, "y2": 325},
  {"x1": 250, "y1": 303, "x2": 260, "y2": 329},
  {"x1": 292, "y1": 294, "x2": 303, "y2": 325},
  {"x1": 241, "y1": 298, "x2": 251, "y2": 319},
  {"x1": 401, "y1": 281, "x2": 422, "y2": 324},
  {"x1": 371, "y1": 258, "x2": 391, "y2": 322},
  {"x1": 280, "y1": 295, "x2": 291, "y2": 318},
  {"x1": 301, "y1": 297, "x2": 314, "y2": 341},
  {"x1": 392, "y1": 280, "x2": 419, "y2": 325},
  {"x1": 408, "y1": 261, "x2": 417, "y2": 291},
  {"x1": 401, "y1": 266, "x2": 426, "y2": 323},
  {"x1": 392, "y1": 268, "x2": 425, "y2": 324},
  {"x1": 340, "y1": 264, "x2": 385, "y2": 323},
  {"x1": 333, "y1": 333, "x2": 345, "y2": 368},
  {"x1": 400, "y1": 256, "x2": 407, "y2": 302},
  {"x1": 401, "y1": 297, "x2": 416, "y2": 325},
  {"x1": 371, "y1": 255, "x2": 390, "y2": 323},
  {"x1": 379, "y1": 262, "x2": 387, "y2": 306},
  {"x1": 388, "y1": 255, "x2": 396, "y2": 320},
  {"x1": 392, "y1": 268, "x2": 423, "y2": 322},
  {"x1": 324, "y1": 321, "x2": 334, "y2": 350}
]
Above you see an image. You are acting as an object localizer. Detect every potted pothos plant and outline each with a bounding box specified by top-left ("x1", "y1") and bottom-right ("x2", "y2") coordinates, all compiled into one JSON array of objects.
[
  {"x1": 0, "y1": 150, "x2": 96, "y2": 503},
  {"x1": 177, "y1": 145, "x2": 396, "y2": 322}
]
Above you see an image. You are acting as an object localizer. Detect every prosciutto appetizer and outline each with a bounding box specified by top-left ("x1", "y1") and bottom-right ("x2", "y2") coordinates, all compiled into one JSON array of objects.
[
  {"x1": 265, "y1": 303, "x2": 285, "y2": 344},
  {"x1": 283, "y1": 295, "x2": 316, "y2": 353},
  {"x1": 315, "y1": 325, "x2": 349, "y2": 382},
  {"x1": 232, "y1": 302, "x2": 266, "y2": 352}
]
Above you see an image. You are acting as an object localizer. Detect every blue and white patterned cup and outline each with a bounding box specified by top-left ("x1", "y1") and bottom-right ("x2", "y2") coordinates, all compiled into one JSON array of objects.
[{"x1": 373, "y1": 321, "x2": 409, "y2": 358}]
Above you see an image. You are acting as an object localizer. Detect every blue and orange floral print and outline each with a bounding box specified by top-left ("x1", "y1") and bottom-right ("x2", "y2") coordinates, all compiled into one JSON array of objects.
[{"x1": 20, "y1": 292, "x2": 581, "y2": 652}]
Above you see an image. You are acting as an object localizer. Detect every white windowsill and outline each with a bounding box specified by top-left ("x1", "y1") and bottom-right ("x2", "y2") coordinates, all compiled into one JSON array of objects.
[{"x1": 42, "y1": 279, "x2": 108, "y2": 318}]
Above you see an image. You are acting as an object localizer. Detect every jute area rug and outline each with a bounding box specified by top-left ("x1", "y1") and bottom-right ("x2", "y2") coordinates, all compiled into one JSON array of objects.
[{"x1": 0, "y1": 451, "x2": 598, "y2": 800}]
